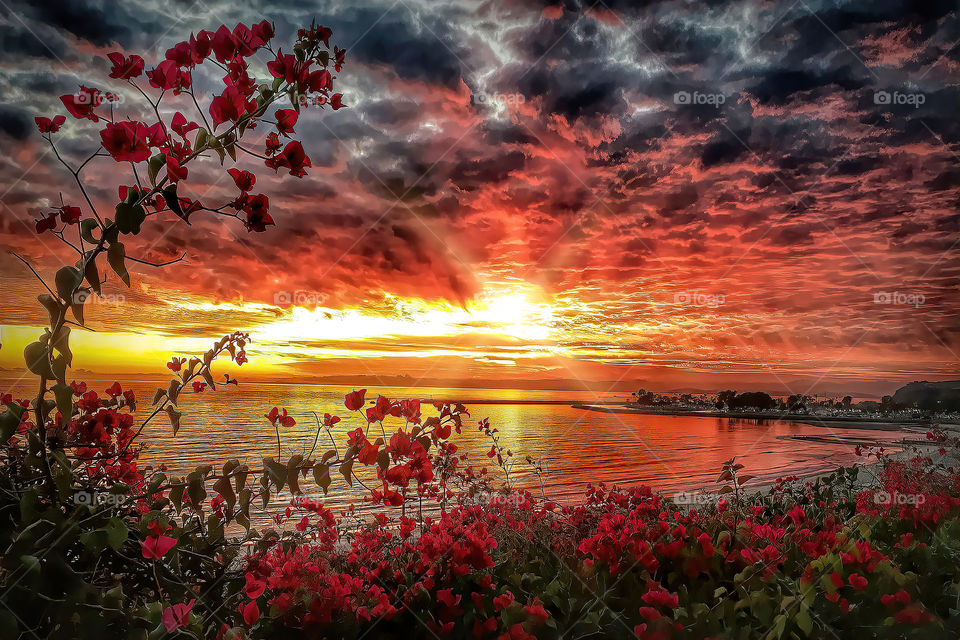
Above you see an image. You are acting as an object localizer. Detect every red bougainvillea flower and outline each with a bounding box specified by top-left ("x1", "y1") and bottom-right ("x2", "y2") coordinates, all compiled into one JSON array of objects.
[
  {"x1": 171, "y1": 112, "x2": 199, "y2": 137},
  {"x1": 166, "y1": 156, "x2": 187, "y2": 183},
  {"x1": 849, "y1": 573, "x2": 868, "y2": 590},
  {"x1": 59, "y1": 205, "x2": 82, "y2": 225},
  {"x1": 264, "y1": 132, "x2": 281, "y2": 156},
  {"x1": 167, "y1": 357, "x2": 186, "y2": 372},
  {"x1": 35, "y1": 212, "x2": 58, "y2": 233},
  {"x1": 147, "y1": 59, "x2": 191, "y2": 93},
  {"x1": 107, "y1": 52, "x2": 144, "y2": 79},
  {"x1": 100, "y1": 121, "x2": 151, "y2": 163},
  {"x1": 161, "y1": 599, "x2": 195, "y2": 632},
  {"x1": 305, "y1": 68, "x2": 332, "y2": 94},
  {"x1": 330, "y1": 93, "x2": 346, "y2": 110},
  {"x1": 345, "y1": 389, "x2": 366, "y2": 411},
  {"x1": 35, "y1": 115, "x2": 66, "y2": 133},
  {"x1": 275, "y1": 109, "x2": 298, "y2": 136},
  {"x1": 265, "y1": 407, "x2": 295, "y2": 428},
  {"x1": 228, "y1": 168, "x2": 255, "y2": 192},
  {"x1": 323, "y1": 413, "x2": 340, "y2": 427},
  {"x1": 61, "y1": 86, "x2": 103, "y2": 121},
  {"x1": 829, "y1": 572, "x2": 844, "y2": 589},
  {"x1": 264, "y1": 140, "x2": 311, "y2": 177},
  {"x1": 243, "y1": 572, "x2": 266, "y2": 599},
  {"x1": 209, "y1": 85, "x2": 249, "y2": 126},
  {"x1": 106, "y1": 382, "x2": 122, "y2": 397},
  {"x1": 141, "y1": 534, "x2": 177, "y2": 560},
  {"x1": 242, "y1": 600, "x2": 260, "y2": 626},
  {"x1": 334, "y1": 46, "x2": 346, "y2": 72},
  {"x1": 243, "y1": 194, "x2": 273, "y2": 232}
]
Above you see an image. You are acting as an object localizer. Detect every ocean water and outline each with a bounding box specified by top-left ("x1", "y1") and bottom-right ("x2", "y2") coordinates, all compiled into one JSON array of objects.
[{"x1": 3, "y1": 379, "x2": 908, "y2": 520}]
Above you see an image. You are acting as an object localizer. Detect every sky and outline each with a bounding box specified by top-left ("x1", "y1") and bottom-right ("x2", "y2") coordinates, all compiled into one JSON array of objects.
[{"x1": 0, "y1": 0, "x2": 958, "y2": 397}]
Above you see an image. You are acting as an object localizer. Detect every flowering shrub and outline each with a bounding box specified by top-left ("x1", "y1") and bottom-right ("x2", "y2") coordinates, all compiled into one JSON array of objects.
[{"x1": 3, "y1": 15, "x2": 960, "y2": 640}]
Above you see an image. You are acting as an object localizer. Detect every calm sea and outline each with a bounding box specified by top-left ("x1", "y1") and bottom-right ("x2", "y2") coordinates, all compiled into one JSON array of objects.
[{"x1": 3, "y1": 379, "x2": 908, "y2": 520}]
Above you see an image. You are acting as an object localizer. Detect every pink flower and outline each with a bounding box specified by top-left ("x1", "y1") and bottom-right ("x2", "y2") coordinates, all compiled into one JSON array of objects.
[
  {"x1": 161, "y1": 599, "x2": 195, "y2": 632},
  {"x1": 141, "y1": 534, "x2": 177, "y2": 560}
]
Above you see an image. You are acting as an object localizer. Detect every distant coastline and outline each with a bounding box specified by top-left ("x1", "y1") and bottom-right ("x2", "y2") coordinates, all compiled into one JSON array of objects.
[{"x1": 571, "y1": 403, "x2": 930, "y2": 430}]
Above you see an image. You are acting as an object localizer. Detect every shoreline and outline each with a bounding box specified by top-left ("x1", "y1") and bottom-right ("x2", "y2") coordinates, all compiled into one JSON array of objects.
[{"x1": 571, "y1": 403, "x2": 931, "y2": 431}]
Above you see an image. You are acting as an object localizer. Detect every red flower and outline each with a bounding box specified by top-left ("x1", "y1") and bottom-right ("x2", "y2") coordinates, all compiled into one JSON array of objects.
[
  {"x1": 345, "y1": 389, "x2": 366, "y2": 411},
  {"x1": 147, "y1": 60, "x2": 191, "y2": 93},
  {"x1": 305, "y1": 69, "x2": 332, "y2": 93},
  {"x1": 228, "y1": 168, "x2": 256, "y2": 192},
  {"x1": 171, "y1": 112, "x2": 199, "y2": 137},
  {"x1": 167, "y1": 357, "x2": 186, "y2": 372},
  {"x1": 264, "y1": 140, "x2": 311, "y2": 177},
  {"x1": 493, "y1": 591, "x2": 514, "y2": 611},
  {"x1": 59, "y1": 205, "x2": 82, "y2": 225},
  {"x1": 829, "y1": 572, "x2": 844, "y2": 589},
  {"x1": 323, "y1": 413, "x2": 340, "y2": 427},
  {"x1": 265, "y1": 132, "x2": 281, "y2": 155},
  {"x1": 334, "y1": 46, "x2": 346, "y2": 72},
  {"x1": 243, "y1": 194, "x2": 273, "y2": 232},
  {"x1": 107, "y1": 52, "x2": 144, "y2": 79},
  {"x1": 106, "y1": 382, "x2": 122, "y2": 397},
  {"x1": 35, "y1": 115, "x2": 66, "y2": 133},
  {"x1": 208, "y1": 26, "x2": 235, "y2": 62},
  {"x1": 141, "y1": 534, "x2": 177, "y2": 560},
  {"x1": 61, "y1": 86, "x2": 102, "y2": 121},
  {"x1": 265, "y1": 407, "x2": 295, "y2": 428},
  {"x1": 330, "y1": 93, "x2": 346, "y2": 110},
  {"x1": 242, "y1": 600, "x2": 260, "y2": 626},
  {"x1": 161, "y1": 599, "x2": 195, "y2": 632},
  {"x1": 209, "y1": 85, "x2": 248, "y2": 126},
  {"x1": 35, "y1": 212, "x2": 58, "y2": 233},
  {"x1": 524, "y1": 598, "x2": 549, "y2": 625},
  {"x1": 275, "y1": 109, "x2": 298, "y2": 136},
  {"x1": 166, "y1": 156, "x2": 187, "y2": 183},
  {"x1": 243, "y1": 572, "x2": 266, "y2": 599},
  {"x1": 100, "y1": 121, "x2": 151, "y2": 163},
  {"x1": 848, "y1": 573, "x2": 868, "y2": 590}
]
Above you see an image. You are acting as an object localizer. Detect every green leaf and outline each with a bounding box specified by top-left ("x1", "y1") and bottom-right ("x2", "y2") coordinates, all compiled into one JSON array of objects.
[
  {"x1": 213, "y1": 475, "x2": 237, "y2": 515},
  {"x1": 104, "y1": 517, "x2": 128, "y2": 550},
  {"x1": 52, "y1": 382, "x2": 73, "y2": 422},
  {"x1": 83, "y1": 254, "x2": 102, "y2": 296},
  {"x1": 80, "y1": 218, "x2": 99, "y2": 243},
  {"x1": 795, "y1": 609, "x2": 812, "y2": 636},
  {"x1": 263, "y1": 457, "x2": 287, "y2": 491},
  {"x1": 314, "y1": 464, "x2": 331, "y2": 494},
  {"x1": 55, "y1": 266, "x2": 82, "y2": 302},
  {"x1": 340, "y1": 459, "x2": 354, "y2": 486},
  {"x1": 0, "y1": 404, "x2": 26, "y2": 442},
  {"x1": 115, "y1": 201, "x2": 146, "y2": 235},
  {"x1": 51, "y1": 326, "x2": 71, "y2": 364},
  {"x1": 37, "y1": 293, "x2": 60, "y2": 325},
  {"x1": 24, "y1": 341, "x2": 54, "y2": 378},
  {"x1": 107, "y1": 242, "x2": 130, "y2": 287},
  {"x1": 148, "y1": 154, "x2": 164, "y2": 184}
]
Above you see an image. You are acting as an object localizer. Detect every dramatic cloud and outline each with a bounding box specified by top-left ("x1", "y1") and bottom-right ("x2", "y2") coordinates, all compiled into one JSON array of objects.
[{"x1": 0, "y1": 0, "x2": 957, "y2": 394}]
